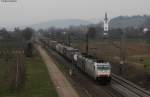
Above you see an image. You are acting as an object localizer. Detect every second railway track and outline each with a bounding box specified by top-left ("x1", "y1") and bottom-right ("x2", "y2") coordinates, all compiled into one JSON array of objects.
[{"x1": 112, "y1": 74, "x2": 150, "y2": 97}]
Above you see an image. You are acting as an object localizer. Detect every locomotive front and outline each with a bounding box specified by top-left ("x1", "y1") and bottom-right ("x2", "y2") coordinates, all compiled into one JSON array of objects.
[{"x1": 95, "y1": 61, "x2": 111, "y2": 83}]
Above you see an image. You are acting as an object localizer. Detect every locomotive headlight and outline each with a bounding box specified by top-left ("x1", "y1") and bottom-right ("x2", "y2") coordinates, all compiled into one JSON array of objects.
[{"x1": 74, "y1": 54, "x2": 78, "y2": 61}]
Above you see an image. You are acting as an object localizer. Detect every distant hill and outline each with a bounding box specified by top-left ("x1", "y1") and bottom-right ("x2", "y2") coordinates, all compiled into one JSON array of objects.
[
  {"x1": 29, "y1": 19, "x2": 92, "y2": 30},
  {"x1": 109, "y1": 15, "x2": 150, "y2": 29}
]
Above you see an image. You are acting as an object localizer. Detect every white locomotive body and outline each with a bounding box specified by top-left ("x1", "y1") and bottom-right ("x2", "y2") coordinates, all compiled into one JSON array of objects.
[{"x1": 76, "y1": 53, "x2": 111, "y2": 82}]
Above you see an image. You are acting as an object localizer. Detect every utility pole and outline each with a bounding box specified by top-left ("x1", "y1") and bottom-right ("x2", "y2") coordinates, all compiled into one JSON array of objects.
[
  {"x1": 63, "y1": 31, "x2": 71, "y2": 46},
  {"x1": 67, "y1": 32, "x2": 71, "y2": 46},
  {"x1": 63, "y1": 32, "x2": 66, "y2": 45},
  {"x1": 119, "y1": 30, "x2": 127, "y2": 74},
  {"x1": 86, "y1": 31, "x2": 89, "y2": 55},
  {"x1": 120, "y1": 30, "x2": 126, "y2": 63}
]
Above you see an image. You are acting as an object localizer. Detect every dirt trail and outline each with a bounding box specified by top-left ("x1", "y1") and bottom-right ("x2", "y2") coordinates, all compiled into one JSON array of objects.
[{"x1": 36, "y1": 45, "x2": 80, "y2": 97}]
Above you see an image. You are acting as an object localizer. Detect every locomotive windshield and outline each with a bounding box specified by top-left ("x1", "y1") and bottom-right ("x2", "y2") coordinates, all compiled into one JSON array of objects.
[{"x1": 97, "y1": 65, "x2": 110, "y2": 70}]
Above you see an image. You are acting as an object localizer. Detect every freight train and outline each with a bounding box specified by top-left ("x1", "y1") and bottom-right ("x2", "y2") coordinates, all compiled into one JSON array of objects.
[{"x1": 42, "y1": 39, "x2": 111, "y2": 83}]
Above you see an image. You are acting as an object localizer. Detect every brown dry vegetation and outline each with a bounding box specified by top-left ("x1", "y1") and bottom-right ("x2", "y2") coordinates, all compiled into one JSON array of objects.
[
  {"x1": 73, "y1": 40, "x2": 150, "y2": 63},
  {"x1": 72, "y1": 40, "x2": 150, "y2": 90}
]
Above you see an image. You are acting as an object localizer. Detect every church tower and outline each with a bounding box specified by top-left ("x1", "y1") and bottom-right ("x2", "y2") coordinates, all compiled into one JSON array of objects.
[{"x1": 104, "y1": 13, "x2": 109, "y2": 32}]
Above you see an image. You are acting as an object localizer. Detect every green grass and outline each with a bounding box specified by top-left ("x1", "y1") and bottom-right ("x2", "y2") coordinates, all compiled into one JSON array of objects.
[
  {"x1": 0, "y1": 58, "x2": 10, "y2": 95},
  {"x1": 141, "y1": 59, "x2": 150, "y2": 73},
  {"x1": 0, "y1": 52, "x2": 59, "y2": 97},
  {"x1": 128, "y1": 56, "x2": 150, "y2": 73}
]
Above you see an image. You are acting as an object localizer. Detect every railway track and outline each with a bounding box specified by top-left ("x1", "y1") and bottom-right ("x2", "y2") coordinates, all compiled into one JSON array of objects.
[
  {"x1": 47, "y1": 47, "x2": 150, "y2": 97},
  {"x1": 46, "y1": 47, "x2": 124, "y2": 97},
  {"x1": 39, "y1": 37, "x2": 150, "y2": 97},
  {"x1": 40, "y1": 37, "x2": 150, "y2": 97},
  {"x1": 112, "y1": 74, "x2": 150, "y2": 97}
]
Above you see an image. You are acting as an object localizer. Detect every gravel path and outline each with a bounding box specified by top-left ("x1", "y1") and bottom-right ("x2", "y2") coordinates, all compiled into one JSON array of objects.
[{"x1": 36, "y1": 45, "x2": 80, "y2": 97}]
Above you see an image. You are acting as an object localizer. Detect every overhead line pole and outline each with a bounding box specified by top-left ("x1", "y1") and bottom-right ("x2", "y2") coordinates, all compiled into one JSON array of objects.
[{"x1": 86, "y1": 31, "x2": 89, "y2": 56}]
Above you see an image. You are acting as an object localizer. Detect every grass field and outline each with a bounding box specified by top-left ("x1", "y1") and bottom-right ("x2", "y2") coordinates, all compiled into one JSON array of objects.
[
  {"x1": 72, "y1": 40, "x2": 150, "y2": 89},
  {"x1": 137, "y1": 57, "x2": 150, "y2": 73},
  {"x1": 0, "y1": 51, "x2": 59, "y2": 97},
  {"x1": 72, "y1": 40, "x2": 150, "y2": 72}
]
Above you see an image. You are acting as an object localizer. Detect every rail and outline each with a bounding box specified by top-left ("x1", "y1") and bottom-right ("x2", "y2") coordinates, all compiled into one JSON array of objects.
[{"x1": 112, "y1": 74, "x2": 150, "y2": 97}]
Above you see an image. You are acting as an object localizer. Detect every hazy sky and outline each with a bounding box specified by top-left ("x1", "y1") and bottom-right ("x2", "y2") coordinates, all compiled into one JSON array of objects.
[{"x1": 0, "y1": 0, "x2": 150, "y2": 26}]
